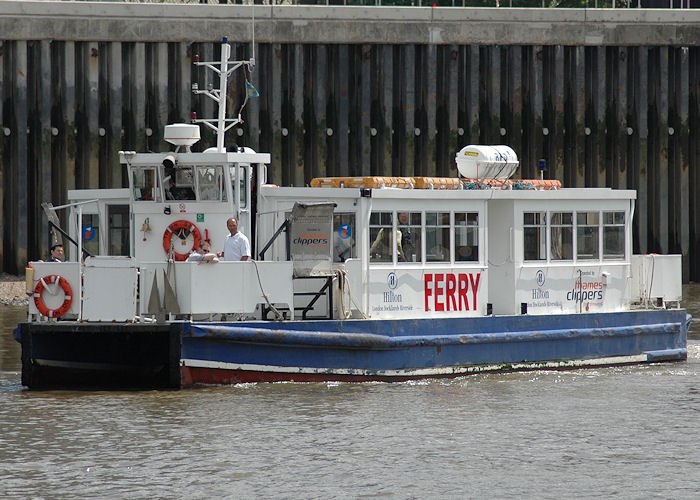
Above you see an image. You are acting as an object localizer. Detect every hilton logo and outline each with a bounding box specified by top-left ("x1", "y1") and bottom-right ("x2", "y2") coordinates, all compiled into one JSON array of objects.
[
  {"x1": 387, "y1": 272, "x2": 398, "y2": 289},
  {"x1": 536, "y1": 270, "x2": 545, "y2": 287}
]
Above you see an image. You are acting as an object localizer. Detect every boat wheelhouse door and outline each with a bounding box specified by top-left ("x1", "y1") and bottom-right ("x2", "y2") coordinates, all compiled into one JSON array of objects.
[
  {"x1": 229, "y1": 161, "x2": 252, "y2": 239},
  {"x1": 66, "y1": 188, "x2": 131, "y2": 260}
]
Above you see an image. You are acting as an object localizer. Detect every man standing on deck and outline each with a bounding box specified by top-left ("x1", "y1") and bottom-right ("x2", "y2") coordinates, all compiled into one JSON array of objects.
[
  {"x1": 218, "y1": 217, "x2": 250, "y2": 261},
  {"x1": 46, "y1": 244, "x2": 64, "y2": 262}
]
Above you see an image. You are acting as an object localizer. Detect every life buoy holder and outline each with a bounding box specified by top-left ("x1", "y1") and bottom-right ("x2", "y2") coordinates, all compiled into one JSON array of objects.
[
  {"x1": 163, "y1": 220, "x2": 202, "y2": 261},
  {"x1": 33, "y1": 274, "x2": 73, "y2": 318}
]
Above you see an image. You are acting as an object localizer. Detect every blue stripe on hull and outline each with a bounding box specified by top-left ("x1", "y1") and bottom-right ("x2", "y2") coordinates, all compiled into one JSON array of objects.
[{"x1": 180, "y1": 310, "x2": 690, "y2": 382}]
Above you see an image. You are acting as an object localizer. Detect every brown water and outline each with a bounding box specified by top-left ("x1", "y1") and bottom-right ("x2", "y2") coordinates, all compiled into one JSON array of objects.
[{"x1": 1, "y1": 285, "x2": 699, "y2": 499}]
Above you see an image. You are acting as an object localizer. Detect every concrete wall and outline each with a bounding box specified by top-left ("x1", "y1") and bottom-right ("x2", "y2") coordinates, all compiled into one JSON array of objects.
[
  {"x1": 1, "y1": 3, "x2": 699, "y2": 46},
  {"x1": 1, "y1": 2, "x2": 698, "y2": 280}
]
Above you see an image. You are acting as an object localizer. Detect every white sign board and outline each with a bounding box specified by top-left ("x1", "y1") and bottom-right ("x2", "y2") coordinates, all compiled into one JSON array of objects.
[{"x1": 367, "y1": 267, "x2": 487, "y2": 319}]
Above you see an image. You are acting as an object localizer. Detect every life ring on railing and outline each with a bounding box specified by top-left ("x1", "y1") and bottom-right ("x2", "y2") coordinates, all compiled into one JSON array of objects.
[
  {"x1": 33, "y1": 274, "x2": 73, "y2": 318},
  {"x1": 163, "y1": 219, "x2": 202, "y2": 261}
]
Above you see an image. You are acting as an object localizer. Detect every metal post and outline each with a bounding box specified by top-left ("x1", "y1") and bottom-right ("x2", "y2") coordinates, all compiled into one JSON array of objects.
[
  {"x1": 77, "y1": 204, "x2": 84, "y2": 321},
  {"x1": 217, "y1": 42, "x2": 231, "y2": 153}
]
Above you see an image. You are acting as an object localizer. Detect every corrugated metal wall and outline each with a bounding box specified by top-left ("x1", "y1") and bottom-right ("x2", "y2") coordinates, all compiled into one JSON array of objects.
[{"x1": 1, "y1": 40, "x2": 698, "y2": 281}]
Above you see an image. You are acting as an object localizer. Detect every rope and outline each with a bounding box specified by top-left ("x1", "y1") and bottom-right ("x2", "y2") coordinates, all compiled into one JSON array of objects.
[
  {"x1": 250, "y1": 259, "x2": 284, "y2": 321},
  {"x1": 336, "y1": 268, "x2": 367, "y2": 320},
  {"x1": 646, "y1": 254, "x2": 657, "y2": 308},
  {"x1": 335, "y1": 269, "x2": 351, "y2": 319}
]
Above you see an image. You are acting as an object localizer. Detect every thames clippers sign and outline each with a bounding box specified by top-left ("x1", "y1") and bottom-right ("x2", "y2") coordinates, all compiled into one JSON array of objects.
[
  {"x1": 517, "y1": 268, "x2": 621, "y2": 315},
  {"x1": 289, "y1": 202, "x2": 334, "y2": 277},
  {"x1": 370, "y1": 269, "x2": 484, "y2": 318}
]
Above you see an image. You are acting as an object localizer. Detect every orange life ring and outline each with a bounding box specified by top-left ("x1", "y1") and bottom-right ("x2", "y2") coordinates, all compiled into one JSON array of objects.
[
  {"x1": 33, "y1": 274, "x2": 73, "y2": 318},
  {"x1": 163, "y1": 219, "x2": 202, "y2": 261}
]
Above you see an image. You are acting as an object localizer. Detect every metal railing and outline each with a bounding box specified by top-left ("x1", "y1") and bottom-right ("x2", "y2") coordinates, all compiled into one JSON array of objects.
[{"x1": 121, "y1": 0, "x2": 697, "y2": 9}]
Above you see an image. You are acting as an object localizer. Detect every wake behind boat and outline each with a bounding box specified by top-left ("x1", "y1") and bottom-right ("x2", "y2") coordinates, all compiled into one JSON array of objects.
[{"x1": 14, "y1": 38, "x2": 689, "y2": 389}]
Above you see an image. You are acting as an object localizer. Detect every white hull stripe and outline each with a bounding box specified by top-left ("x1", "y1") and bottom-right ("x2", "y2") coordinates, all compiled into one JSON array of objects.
[{"x1": 181, "y1": 354, "x2": 650, "y2": 377}]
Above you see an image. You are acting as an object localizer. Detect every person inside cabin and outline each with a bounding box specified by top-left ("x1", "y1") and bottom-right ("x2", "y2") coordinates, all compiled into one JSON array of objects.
[
  {"x1": 186, "y1": 240, "x2": 219, "y2": 263},
  {"x1": 165, "y1": 166, "x2": 196, "y2": 200},
  {"x1": 163, "y1": 166, "x2": 176, "y2": 200},
  {"x1": 370, "y1": 215, "x2": 401, "y2": 263},
  {"x1": 46, "y1": 244, "x2": 64, "y2": 262},
  {"x1": 218, "y1": 217, "x2": 251, "y2": 261},
  {"x1": 397, "y1": 212, "x2": 415, "y2": 262}
]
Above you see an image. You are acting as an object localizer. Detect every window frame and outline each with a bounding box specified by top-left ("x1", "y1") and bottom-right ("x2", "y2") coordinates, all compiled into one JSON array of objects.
[
  {"x1": 367, "y1": 209, "x2": 482, "y2": 265},
  {"x1": 522, "y1": 208, "x2": 628, "y2": 263}
]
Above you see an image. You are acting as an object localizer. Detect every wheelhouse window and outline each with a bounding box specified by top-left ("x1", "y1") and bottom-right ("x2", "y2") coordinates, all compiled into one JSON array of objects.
[
  {"x1": 333, "y1": 213, "x2": 356, "y2": 262},
  {"x1": 369, "y1": 212, "x2": 393, "y2": 263},
  {"x1": 576, "y1": 212, "x2": 600, "y2": 260},
  {"x1": 603, "y1": 211, "x2": 625, "y2": 259},
  {"x1": 133, "y1": 168, "x2": 158, "y2": 202},
  {"x1": 397, "y1": 212, "x2": 421, "y2": 263},
  {"x1": 426, "y1": 212, "x2": 450, "y2": 263},
  {"x1": 196, "y1": 166, "x2": 226, "y2": 201},
  {"x1": 524, "y1": 212, "x2": 546, "y2": 261},
  {"x1": 550, "y1": 212, "x2": 573, "y2": 260},
  {"x1": 164, "y1": 166, "x2": 195, "y2": 200},
  {"x1": 455, "y1": 212, "x2": 479, "y2": 261}
]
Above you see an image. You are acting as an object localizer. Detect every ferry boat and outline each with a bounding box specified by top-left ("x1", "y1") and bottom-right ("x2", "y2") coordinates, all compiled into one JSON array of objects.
[{"x1": 14, "y1": 39, "x2": 689, "y2": 389}]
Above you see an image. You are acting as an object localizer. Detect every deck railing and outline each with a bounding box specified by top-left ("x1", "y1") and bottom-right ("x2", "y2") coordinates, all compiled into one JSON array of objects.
[{"x1": 120, "y1": 0, "x2": 696, "y2": 9}]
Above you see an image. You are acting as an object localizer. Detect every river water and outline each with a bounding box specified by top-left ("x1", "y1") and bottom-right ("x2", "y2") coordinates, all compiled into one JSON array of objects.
[{"x1": 1, "y1": 286, "x2": 699, "y2": 499}]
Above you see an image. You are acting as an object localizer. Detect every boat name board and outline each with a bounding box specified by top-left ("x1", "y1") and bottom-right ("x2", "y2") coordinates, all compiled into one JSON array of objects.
[
  {"x1": 368, "y1": 270, "x2": 484, "y2": 318},
  {"x1": 424, "y1": 272, "x2": 480, "y2": 312}
]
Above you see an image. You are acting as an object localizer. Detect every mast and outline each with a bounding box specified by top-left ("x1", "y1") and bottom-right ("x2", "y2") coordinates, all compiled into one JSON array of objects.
[{"x1": 192, "y1": 37, "x2": 255, "y2": 153}]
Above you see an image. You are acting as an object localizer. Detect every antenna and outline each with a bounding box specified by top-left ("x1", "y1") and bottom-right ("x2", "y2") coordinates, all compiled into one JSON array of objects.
[
  {"x1": 191, "y1": 37, "x2": 256, "y2": 153},
  {"x1": 251, "y1": 3, "x2": 256, "y2": 67}
]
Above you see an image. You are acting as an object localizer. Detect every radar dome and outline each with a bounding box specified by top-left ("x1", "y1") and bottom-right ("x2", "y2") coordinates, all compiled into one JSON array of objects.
[{"x1": 164, "y1": 124, "x2": 201, "y2": 147}]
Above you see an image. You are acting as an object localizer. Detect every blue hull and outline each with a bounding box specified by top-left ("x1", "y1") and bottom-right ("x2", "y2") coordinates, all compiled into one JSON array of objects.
[{"x1": 180, "y1": 310, "x2": 690, "y2": 385}]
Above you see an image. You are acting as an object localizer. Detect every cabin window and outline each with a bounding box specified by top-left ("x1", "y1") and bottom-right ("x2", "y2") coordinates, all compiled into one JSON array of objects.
[
  {"x1": 603, "y1": 211, "x2": 625, "y2": 259},
  {"x1": 196, "y1": 166, "x2": 226, "y2": 201},
  {"x1": 369, "y1": 212, "x2": 394, "y2": 262},
  {"x1": 523, "y1": 212, "x2": 546, "y2": 261},
  {"x1": 229, "y1": 165, "x2": 248, "y2": 209},
  {"x1": 132, "y1": 168, "x2": 158, "y2": 202},
  {"x1": 550, "y1": 212, "x2": 573, "y2": 260},
  {"x1": 576, "y1": 212, "x2": 600, "y2": 260},
  {"x1": 108, "y1": 205, "x2": 130, "y2": 256},
  {"x1": 333, "y1": 213, "x2": 356, "y2": 262},
  {"x1": 426, "y1": 212, "x2": 450, "y2": 263},
  {"x1": 164, "y1": 166, "x2": 196, "y2": 200},
  {"x1": 455, "y1": 212, "x2": 479, "y2": 262},
  {"x1": 397, "y1": 212, "x2": 421, "y2": 263}
]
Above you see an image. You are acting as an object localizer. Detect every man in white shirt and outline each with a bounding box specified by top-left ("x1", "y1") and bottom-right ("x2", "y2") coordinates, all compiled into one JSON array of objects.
[{"x1": 218, "y1": 217, "x2": 250, "y2": 261}]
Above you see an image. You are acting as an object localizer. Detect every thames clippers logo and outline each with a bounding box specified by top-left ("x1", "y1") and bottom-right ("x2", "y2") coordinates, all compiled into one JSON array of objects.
[
  {"x1": 338, "y1": 224, "x2": 351, "y2": 240},
  {"x1": 567, "y1": 276, "x2": 604, "y2": 303},
  {"x1": 293, "y1": 232, "x2": 329, "y2": 247},
  {"x1": 82, "y1": 225, "x2": 95, "y2": 242}
]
